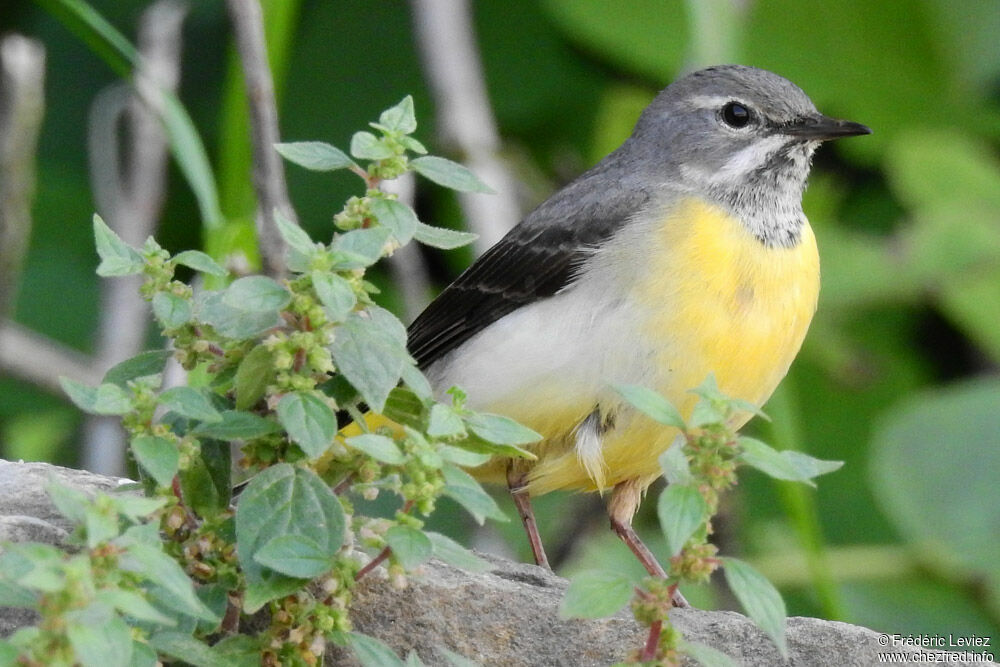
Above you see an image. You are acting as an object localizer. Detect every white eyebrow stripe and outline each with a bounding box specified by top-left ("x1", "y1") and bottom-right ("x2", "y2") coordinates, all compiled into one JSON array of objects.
[{"x1": 688, "y1": 94, "x2": 743, "y2": 109}]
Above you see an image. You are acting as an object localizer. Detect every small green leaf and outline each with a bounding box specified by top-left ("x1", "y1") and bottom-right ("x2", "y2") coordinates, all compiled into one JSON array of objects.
[
  {"x1": 274, "y1": 210, "x2": 316, "y2": 256},
  {"x1": 442, "y1": 465, "x2": 508, "y2": 525},
  {"x1": 173, "y1": 250, "x2": 227, "y2": 277},
  {"x1": 108, "y1": 495, "x2": 166, "y2": 521},
  {"x1": 384, "y1": 525, "x2": 433, "y2": 569},
  {"x1": 222, "y1": 276, "x2": 291, "y2": 312},
  {"x1": 159, "y1": 386, "x2": 222, "y2": 423},
  {"x1": 97, "y1": 589, "x2": 175, "y2": 625},
  {"x1": 399, "y1": 363, "x2": 434, "y2": 400},
  {"x1": 118, "y1": 543, "x2": 218, "y2": 622},
  {"x1": 149, "y1": 631, "x2": 229, "y2": 667},
  {"x1": 102, "y1": 350, "x2": 173, "y2": 386},
  {"x1": 153, "y1": 291, "x2": 192, "y2": 329},
  {"x1": 411, "y1": 156, "x2": 495, "y2": 193},
  {"x1": 559, "y1": 570, "x2": 635, "y2": 619},
  {"x1": 382, "y1": 387, "x2": 426, "y2": 430},
  {"x1": 253, "y1": 535, "x2": 331, "y2": 578},
  {"x1": 234, "y1": 345, "x2": 274, "y2": 410},
  {"x1": 45, "y1": 479, "x2": 89, "y2": 524},
  {"x1": 346, "y1": 433, "x2": 405, "y2": 464},
  {"x1": 658, "y1": 483, "x2": 709, "y2": 556},
  {"x1": 615, "y1": 384, "x2": 686, "y2": 429},
  {"x1": 721, "y1": 557, "x2": 787, "y2": 657},
  {"x1": 94, "y1": 214, "x2": 144, "y2": 276},
  {"x1": 738, "y1": 438, "x2": 843, "y2": 487},
  {"x1": 66, "y1": 604, "x2": 133, "y2": 667},
  {"x1": 679, "y1": 640, "x2": 738, "y2": 667},
  {"x1": 131, "y1": 435, "x2": 179, "y2": 487},
  {"x1": 277, "y1": 392, "x2": 337, "y2": 458},
  {"x1": 465, "y1": 413, "x2": 541, "y2": 446},
  {"x1": 312, "y1": 271, "x2": 357, "y2": 322},
  {"x1": 377, "y1": 95, "x2": 417, "y2": 134},
  {"x1": 658, "y1": 435, "x2": 692, "y2": 484},
  {"x1": 332, "y1": 227, "x2": 392, "y2": 269},
  {"x1": 60, "y1": 378, "x2": 132, "y2": 415},
  {"x1": 275, "y1": 141, "x2": 357, "y2": 171},
  {"x1": 345, "y1": 632, "x2": 404, "y2": 667},
  {"x1": 412, "y1": 222, "x2": 478, "y2": 249},
  {"x1": 329, "y1": 307, "x2": 410, "y2": 413},
  {"x1": 350, "y1": 131, "x2": 395, "y2": 160},
  {"x1": 197, "y1": 291, "x2": 282, "y2": 339},
  {"x1": 426, "y1": 531, "x2": 489, "y2": 572},
  {"x1": 192, "y1": 410, "x2": 280, "y2": 440},
  {"x1": 370, "y1": 198, "x2": 418, "y2": 245},
  {"x1": 427, "y1": 404, "x2": 467, "y2": 439},
  {"x1": 437, "y1": 446, "x2": 491, "y2": 468},
  {"x1": 438, "y1": 647, "x2": 481, "y2": 667}
]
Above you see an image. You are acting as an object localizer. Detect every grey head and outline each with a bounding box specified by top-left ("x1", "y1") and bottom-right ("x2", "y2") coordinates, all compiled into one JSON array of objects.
[{"x1": 624, "y1": 65, "x2": 871, "y2": 247}]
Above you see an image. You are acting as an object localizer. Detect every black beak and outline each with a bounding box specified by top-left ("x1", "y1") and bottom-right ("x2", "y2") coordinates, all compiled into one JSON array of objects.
[{"x1": 782, "y1": 114, "x2": 872, "y2": 141}]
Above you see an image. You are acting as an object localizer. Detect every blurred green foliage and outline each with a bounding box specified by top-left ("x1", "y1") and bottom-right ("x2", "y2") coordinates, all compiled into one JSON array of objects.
[{"x1": 2, "y1": 0, "x2": 998, "y2": 644}]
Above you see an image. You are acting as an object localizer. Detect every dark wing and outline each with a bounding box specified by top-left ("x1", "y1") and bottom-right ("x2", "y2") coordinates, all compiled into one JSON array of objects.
[{"x1": 408, "y1": 158, "x2": 651, "y2": 369}]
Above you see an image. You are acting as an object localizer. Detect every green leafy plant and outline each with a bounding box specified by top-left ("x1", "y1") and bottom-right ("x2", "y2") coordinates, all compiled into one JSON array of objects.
[
  {"x1": 560, "y1": 377, "x2": 843, "y2": 665},
  {"x1": 0, "y1": 97, "x2": 532, "y2": 666}
]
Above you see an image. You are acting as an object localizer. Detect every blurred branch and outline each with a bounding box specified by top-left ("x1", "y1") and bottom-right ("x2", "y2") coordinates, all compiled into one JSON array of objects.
[
  {"x1": 383, "y1": 173, "x2": 433, "y2": 320},
  {"x1": 82, "y1": 0, "x2": 185, "y2": 475},
  {"x1": 226, "y1": 0, "x2": 295, "y2": 278},
  {"x1": 0, "y1": 35, "x2": 45, "y2": 319},
  {"x1": 410, "y1": 0, "x2": 521, "y2": 252},
  {"x1": 0, "y1": 323, "x2": 102, "y2": 392}
]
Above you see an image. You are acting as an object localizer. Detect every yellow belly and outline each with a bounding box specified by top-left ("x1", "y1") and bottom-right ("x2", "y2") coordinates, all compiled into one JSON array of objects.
[{"x1": 521, "y1": 198, "x2": 820, "y2": 494}]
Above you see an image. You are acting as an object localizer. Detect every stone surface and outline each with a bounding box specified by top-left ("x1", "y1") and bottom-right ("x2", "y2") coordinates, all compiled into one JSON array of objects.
[{"x1": 1, "y1": 459, "x2": 995, "y2": 666}]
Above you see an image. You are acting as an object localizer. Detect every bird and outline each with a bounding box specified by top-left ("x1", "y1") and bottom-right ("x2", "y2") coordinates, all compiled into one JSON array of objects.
[{"x1": 406, "y1": 65, "x2": 870, "y2": 583}]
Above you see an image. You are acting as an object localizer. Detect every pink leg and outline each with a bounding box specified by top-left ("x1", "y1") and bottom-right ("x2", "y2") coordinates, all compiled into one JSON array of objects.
[{"x1": 508, "y1": 468, "x2": 550, "y2": 569}]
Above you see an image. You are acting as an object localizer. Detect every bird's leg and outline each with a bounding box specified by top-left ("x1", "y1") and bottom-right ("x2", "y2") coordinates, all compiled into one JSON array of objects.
[
  {"x1": 608, "y1": 479, "x2": 689, "y2": 607},
  {"x1": 507, "y1": 465, "x2": 550, "y2": 569}
]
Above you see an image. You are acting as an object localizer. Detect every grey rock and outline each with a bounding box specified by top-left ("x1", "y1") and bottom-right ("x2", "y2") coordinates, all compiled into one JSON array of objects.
[{"x1": 1, "y1": 460, "x2": 995, "y2": 666}]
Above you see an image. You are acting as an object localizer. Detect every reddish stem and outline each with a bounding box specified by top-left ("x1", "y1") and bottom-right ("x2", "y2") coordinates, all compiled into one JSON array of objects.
[
  {"x1": 355, "y1": 546, "x2": 391, "y2": 581},
  {"x1": 640, "y1": 619, "x2": 662, "y2": 662}
]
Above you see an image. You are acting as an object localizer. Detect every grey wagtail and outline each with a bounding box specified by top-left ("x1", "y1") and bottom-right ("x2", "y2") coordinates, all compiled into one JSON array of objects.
[{"x1": 406, "y1": 65, "x2": 870, "y2": 582}]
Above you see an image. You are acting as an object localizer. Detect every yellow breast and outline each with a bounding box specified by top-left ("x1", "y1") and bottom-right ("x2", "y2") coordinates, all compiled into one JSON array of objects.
[{"x1": 527, "y1": 197, "x2": 820, "y2": 493}]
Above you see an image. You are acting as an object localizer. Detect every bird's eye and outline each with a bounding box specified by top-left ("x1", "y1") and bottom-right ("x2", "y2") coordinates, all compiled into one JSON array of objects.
[{"x1": 721, "y1": 102, "x2": 751, "y2": 128}]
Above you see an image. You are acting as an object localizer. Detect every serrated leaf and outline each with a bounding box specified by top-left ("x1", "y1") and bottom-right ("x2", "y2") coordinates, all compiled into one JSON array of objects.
[
  {"x1": 465, "y1": 413, "x2": 541, "y2": 446},
  {"x1": 275, "y1": 141, "x2": 357, "y2": 171},
  {"x1": 332, "y1": 227, "x2": 392, "y2": 269},
  {"x1": 679, "y1": 640, "x2": 738, "y2": 667},
  {"x1": 411, "y1": 156, "x2": 495, "y2": 193},
  {"x1": 94, "y1": 214, "x2": 144, "y2": 276},
  {"x1": 312, "y1": 271, "x2": 357, "y2": 322},
  {"x1": 427, "y1": 404, "x2": 467, "y2": 439},
  {"x1": 130, "y1": 435, "x2": 179, "y2": 487},
  {"x1": 159, "y1": 386, "x2": 222, "y2": 423},
  {"x1": 721, "y1": 557, "x2": 787, "y2": 657},
  {"x1": 234, "y1": 345, "x2": 274, "y2": 410},
  {"x1": 253, "y1": 534, "x2": 331, "y2": 579},
  {"x1": 658, "y1": 483, "x2": 709, "y2": 556},
  {"x1": 235, "y1": 464, "x2": 345, "y2": 612},
  {"x1": 192, "y1": 410, "x2": 279, "y2": 440},
  {"x1": 329, "y1": 307, "x2": 410, "y2": 413},
  {"x1": 615, "y1": 384, "x2": 686, "y2": 429},
  {"x1": 738, "y1": 438, "x2": 843, "y2": 487},
  {"x1": 346, "y1": 433, "x2": 405, "y2": 464},
  {"x1": 442, "y1": 464, "x2": 507, "y2": 525},
  {"x1": 118, "y1": 543, "x2": 218, "y2": 622},
  {"x1": 60, "y1": 378, "x2": 132, "y2": 416},
  {"x1": 377, "y1": 95, "x2": 417, "y2": 134},
  {"x1": 426, "y1": 532, "x2": 489, "y2": 572},
  {"x1": 350, "y1": 131, "x2": 395, "y2": 160},
  {"x1": 102, "y1": 350, "x2": 173, "y2": 387},
  {"x1": 384, "y1": 525, "x2": 433, "y2": 569},
  {"x1": 369, "y1": 198, "x2": 418, "y2": 245},
  {"x1": 222, "y1": 276, "x2": 291, "y2": 312},
  {"x1": 153, "y1": 291, "x2": 192, "y2": 329},
  {"x1": 559, "y1": 570, "x2": 635, "y2": 619},
  {"x1": 412, "y1": 221, "x2": 478, "y2": 249},
  {"x1": 658, "y1": 435, "x2": 692, "y2": 484},
  {"x1": 345, "y1": 632, "x2": 404, "y2": 667},
  {"x1": 197, "y1": 291, "x2": 283, "y2": 339},
  {"x1": 173, "y1": 250, "x2": 227, "y2": 277},
  {"x1": 277, "y1": 392, "x2": 337, "y2": 458}
]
